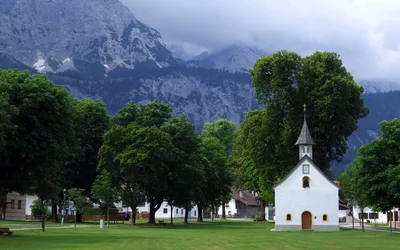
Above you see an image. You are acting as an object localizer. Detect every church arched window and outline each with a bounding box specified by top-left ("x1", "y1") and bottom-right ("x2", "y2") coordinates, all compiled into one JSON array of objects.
[
  {"x1": 302, "y1": 176, "x2": 310, "y2": 188},
  {"x1": 286, "y1": 213, "x2": 292, "y2": 221},
  {"x1": 322, "y1": 214, "x2": 328, "y2": 221}
]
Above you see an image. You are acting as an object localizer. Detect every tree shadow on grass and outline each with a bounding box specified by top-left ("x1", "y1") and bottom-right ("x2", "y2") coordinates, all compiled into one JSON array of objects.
[
  {"x1": 134, "y1": 220, "x2": 270, "y2": 231},
  {"x1": 1, "y1": 232, "x2": 150, "y2": 250}
]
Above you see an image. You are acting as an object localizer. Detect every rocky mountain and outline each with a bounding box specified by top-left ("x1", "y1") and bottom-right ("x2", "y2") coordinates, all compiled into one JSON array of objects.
[
  {"x1": 0, "y1": 0, "x2": 175, "y2": 76},
  {"x1": 0, "y1": 0, "x2": 399, "y2": 177},
  {"x1": 331, "y1": 91, "x2": 400, "y2": 176},
  {"x1": 187, "y1": 43, "x2": 266, "y2": 74},
  {"x1": 358, "y1": 80, "x2": 400, "y2": 94}
]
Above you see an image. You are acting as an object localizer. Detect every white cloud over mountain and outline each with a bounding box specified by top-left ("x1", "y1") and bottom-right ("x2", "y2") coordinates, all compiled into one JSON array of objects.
[{"x1": 122, "y1": 0, "x2": 400, "y2": 82}]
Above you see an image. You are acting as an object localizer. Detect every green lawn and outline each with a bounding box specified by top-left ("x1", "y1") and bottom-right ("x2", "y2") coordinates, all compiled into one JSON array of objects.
[
  {"x1": 368, "y1": 223, "x2": 400, "y2": 232},
  {"x1": 0, "y1": 220, "x2": 399, "y2": 250}
]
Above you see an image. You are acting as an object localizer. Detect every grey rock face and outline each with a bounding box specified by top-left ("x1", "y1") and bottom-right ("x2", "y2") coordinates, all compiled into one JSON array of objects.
[
  {"x1": 187, "y1": 43, "x2": 267, "y2": 74},
  {"x1": 57, "y1": 70, "x2": 259, "y2": 132},
  {"x1": 0, "y1": 0, "x2": 175, "y2": 73}
]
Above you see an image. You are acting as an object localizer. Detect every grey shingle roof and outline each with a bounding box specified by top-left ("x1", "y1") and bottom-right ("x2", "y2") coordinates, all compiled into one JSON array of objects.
[{"x1": 295, "y1": 119, "x2": 315, "y2": 145}]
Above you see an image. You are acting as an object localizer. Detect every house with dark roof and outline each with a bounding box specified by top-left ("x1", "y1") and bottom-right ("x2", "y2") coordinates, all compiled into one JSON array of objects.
[
  {"x1": 218, "y1": 189, "x2": 260, "y2": 218},
  {"x1": 273, "y1": 106, "x2": 340, "y2": 231}
]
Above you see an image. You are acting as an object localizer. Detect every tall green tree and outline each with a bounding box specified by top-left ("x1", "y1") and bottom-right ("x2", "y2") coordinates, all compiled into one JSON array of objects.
[
  {"x1": 117, "y1": 125, "x2": 174, "y2": 224},
  {"x1": 356, "y1": 119, "x2": 400, "y2": 214},
  {"x1": 338, "y1": 159, "x2": 369, "y2": 230},
  {"x1": 91, "y1": 170, "x2": 120, "y2": 227},
  {"x1": 196, "y1": 136, "x2": 230, "y2": 222},
  {"x1": 98, "y1": 100, "x2": 175, "y2": 224},
  {"x1": 235, "y1": 50, "x2": 368, "y2": 201},
  {"x1": 67, "y1": 188, "x2": 93, "y2": 230},
  {"x1": 0, "y1": 69, "x2": 76, "y2": 231},
  {"x1": 201, "y1": 118, "x2": 236, "y2": 219},
  {"x1": 56, "y1": 98, "x2": 111, "y2": 222},
  {"x1": 62, "y1": 98, "x2": 111, "y2": 195},
  {"x1": 161, "y1": 114, "x2": 202, "y2": 224},
  {"x1": 231, "y1": 109, "x2": 273, "y2": 220}
]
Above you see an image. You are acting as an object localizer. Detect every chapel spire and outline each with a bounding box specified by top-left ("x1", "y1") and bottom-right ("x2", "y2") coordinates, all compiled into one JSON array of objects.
[{"x1": 295, "y1": 104, "x2": 315, "y2": 160}]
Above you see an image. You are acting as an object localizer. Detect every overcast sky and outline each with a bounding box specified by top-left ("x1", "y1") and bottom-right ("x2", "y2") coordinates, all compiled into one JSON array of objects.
[{"x1": 121, "y1": 0, "x2": 400, "y2": 81}]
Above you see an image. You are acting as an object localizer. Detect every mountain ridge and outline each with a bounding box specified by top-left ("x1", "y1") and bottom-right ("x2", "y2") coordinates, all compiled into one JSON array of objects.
[{"x1": 0, "y1": 0, "x2": 176, "y2": 75}]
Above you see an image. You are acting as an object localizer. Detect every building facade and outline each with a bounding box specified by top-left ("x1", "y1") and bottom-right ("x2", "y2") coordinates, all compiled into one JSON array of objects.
[
  {"x1": 274, "y1": 109, "x2": 339, "y2": 231},
  {"x1": 0, "y1": 192, "x2": 31, "y2": 221}
]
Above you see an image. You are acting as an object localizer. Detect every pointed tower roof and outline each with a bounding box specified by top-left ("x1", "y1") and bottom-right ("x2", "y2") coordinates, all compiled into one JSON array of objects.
[{"x1": 295, "y1": 104, "x2": 315, "y2": 145}]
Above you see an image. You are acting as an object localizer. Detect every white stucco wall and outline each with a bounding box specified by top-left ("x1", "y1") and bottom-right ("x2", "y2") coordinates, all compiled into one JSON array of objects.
[
  {"x1": 352, "y1": 206, "x2": 390, "y2": 224},
  {"x1": 217, "y1": 198, "x2": 236, "y2": 216},
  {"x1": 116, "y1": 201, "x2": 198, "y2": 219},
  {"x1": 25, "y1": 195, "x2": 38, "y2": 215},
  {"x1": 274, "y1": 158, "x2": 339, "y2": 230}
]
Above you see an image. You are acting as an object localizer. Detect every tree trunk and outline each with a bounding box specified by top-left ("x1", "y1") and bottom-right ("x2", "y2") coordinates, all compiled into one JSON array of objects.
[
  {"x1": 170, "y1": 206, "x2": 173, "y2": 225},
  {"x1": 197, "y1": 204, "x2": 203, "y2": 222},
  {"x1": 107, "y1": 207, "x2": 110, "y2": 228},
  {"x1": 351, "y1": 206, "x2": 354, "y2": 229},
  {"x1": 222, "y1": 203, "x2": 226, "y2": 219},
  {"x1": 130, "y1": 205, "x2": 137, "y2": 225},
  {"x1": 260, "y1": 200, "x2": 266, "y2": 221},
  {"x1": 40, "y1": 199, "x2": 46, "y2": 232},
  {"x1": 184, "y1": 206, "x2": 189, "y2": 224},
  {"x1": 51, "y1": 202, "x2": 58, "y2": 222},
  {"x1": 76, "y1": 213, "x2": 82, "y2": 223},
  {"x1": 148, "y1": 199, "x2": 162, "y2": 224},
  {"x1": 361, "y1": 208, "x2": 364, "y2": 232}
]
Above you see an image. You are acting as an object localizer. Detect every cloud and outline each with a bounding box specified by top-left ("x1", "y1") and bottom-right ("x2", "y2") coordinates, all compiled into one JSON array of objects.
[{"x1": 121, "y1": 0, "x2": 400, "y2": 81}]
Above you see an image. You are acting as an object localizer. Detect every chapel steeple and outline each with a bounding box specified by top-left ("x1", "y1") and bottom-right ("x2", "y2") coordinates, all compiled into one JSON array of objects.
[{"x1": 295, "y1": 104, "x2": 315, "y2": 160}]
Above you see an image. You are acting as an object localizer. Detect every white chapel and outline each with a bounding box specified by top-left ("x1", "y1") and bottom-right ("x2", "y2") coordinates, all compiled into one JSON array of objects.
[{"x1": 273, "y1": 105, "x2": 339, "y2": 231}]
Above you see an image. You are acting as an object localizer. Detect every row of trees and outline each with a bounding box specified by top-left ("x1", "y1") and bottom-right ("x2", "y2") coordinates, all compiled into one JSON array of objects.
[
  {"x1": 95, "y1": 102, "x2": 235, "y2": 224},
  {"x1": 0, "y1": 69, "x2": 112, "y2": 231},
  {"x1": 0, "y1": 69, "x2": 235, "y2": 230},
  {"x1": 338, "y1": 118, "x2": 400, "y2": 231}
]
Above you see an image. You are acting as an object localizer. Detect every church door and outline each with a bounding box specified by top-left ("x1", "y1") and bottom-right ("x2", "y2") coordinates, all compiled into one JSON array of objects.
[{"x1": 301, "y1": 211, "x2": 312, "y2": 230}]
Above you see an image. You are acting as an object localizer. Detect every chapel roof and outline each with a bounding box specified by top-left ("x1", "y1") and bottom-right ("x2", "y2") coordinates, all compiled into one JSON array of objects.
[
  {"x1": 295, "y1": 104, "x2": 315, "y2": 145},
  {"x1": 295, "y1": 119, "x2": 315, "y2": 145}
]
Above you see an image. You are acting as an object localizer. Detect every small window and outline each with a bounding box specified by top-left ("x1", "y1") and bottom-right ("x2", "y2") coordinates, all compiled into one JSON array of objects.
[
  {"x1": 163, "y1": 208, "x2": 168, "y2": 214},
  {"x1": 322, "y1": 214, "x2": 328, "y2": 221},
  {"x1": 181, "y1": 209, "x2": 184, "y2": 215},
  {"x1": 18, "y1": 200, "x2": 22, "y2": 209},
  {"x1": 302, "y1": 176, "x2": 310, "y2": 188},
  {"x1": 358, "y1": 213, "x2": 368, "y2": 219},
  {"x1": 369, "y1": 213, "x2": 379, "y2": 219},
  {"x1": 194, "y1": 211, "x2": 197, "y2": 216},
  {"x1": 286, "y1": 213, "x2": 292, "y2": 221},
  {"x1": 10, "y1": 200, "x2": 15, "y2": 209},
  {"x1": 176, "y1": 208, "x2": 179, "y2": 214},
  {"x1": 302, "y1": 164, "x2": 310, "y2": 174}
]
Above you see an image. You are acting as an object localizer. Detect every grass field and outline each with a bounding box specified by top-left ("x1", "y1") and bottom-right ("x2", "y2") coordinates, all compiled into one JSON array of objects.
[{"x1": 0, "y1": 220, "x2": 399, "y2": 250}]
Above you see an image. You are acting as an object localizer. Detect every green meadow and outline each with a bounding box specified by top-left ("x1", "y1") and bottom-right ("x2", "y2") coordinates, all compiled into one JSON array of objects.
[{"x1": 0, "y1": 220, "x2": 399, "y2": 250}]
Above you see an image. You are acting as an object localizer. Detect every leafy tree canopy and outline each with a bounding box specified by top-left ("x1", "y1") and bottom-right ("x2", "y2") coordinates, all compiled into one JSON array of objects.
[{"x1": 234, "y1": 51, "x2": 368, "y2": 199}]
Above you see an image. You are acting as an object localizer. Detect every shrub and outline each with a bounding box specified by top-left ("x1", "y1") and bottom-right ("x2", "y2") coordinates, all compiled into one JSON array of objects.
[{"x1": 30, "y1": 199, "x2": 51, "y2": 219}]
